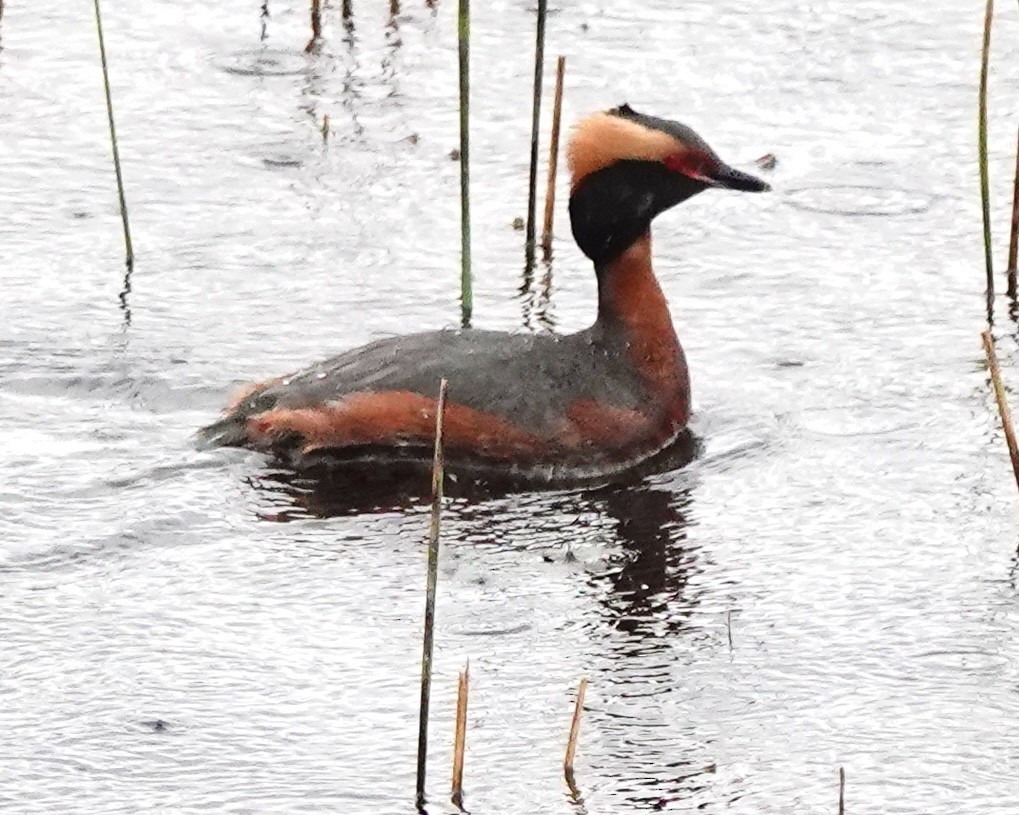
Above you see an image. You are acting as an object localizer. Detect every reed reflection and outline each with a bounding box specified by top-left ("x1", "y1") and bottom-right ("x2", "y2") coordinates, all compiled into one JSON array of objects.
[{"x1": 382, "y1": 0, "x2": 402, "y2": 89}]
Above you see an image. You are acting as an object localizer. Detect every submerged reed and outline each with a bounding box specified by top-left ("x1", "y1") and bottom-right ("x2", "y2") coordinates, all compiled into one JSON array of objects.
[
  {"x1": 541, "y1": 55, "x2": 566, "y2": 259},
  {"x1": 524, "y1": 0, "x2": 548, "y2": 261},
  {"x1": 92, "y1": 0, "x2": 133, "y2": 271},
  {"x1": 978, "y1": 0, "x2": 994, "y2": 310},
  {"x1": 458, "y1": 0, "x2": 473, "y2": 328},
  {"x1": 416, "y1": 379, "x2": 449, "y2": 810},
  {"x1": 981, "y1": 332, "x2": 1019, "y2": 492}
]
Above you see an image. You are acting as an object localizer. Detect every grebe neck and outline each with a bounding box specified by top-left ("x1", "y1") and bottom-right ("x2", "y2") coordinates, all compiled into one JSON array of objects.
[
  {"x1": 593, "y1": 230, "x2": 689, "y2": 418},
  {"x1": 594, "y1": 231, "x2": 671, "y2": 331}
]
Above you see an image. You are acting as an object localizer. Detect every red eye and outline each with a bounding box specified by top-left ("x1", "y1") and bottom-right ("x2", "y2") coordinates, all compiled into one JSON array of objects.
[{"x1": 664, "y1": 151, "x2": 715, "y2": 182}]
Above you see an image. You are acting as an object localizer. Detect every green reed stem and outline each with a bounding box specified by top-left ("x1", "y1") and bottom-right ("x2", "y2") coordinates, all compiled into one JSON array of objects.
[
  {"x1": 524, "y1": 0, "x2": 548, "y2": 261},
  {"x1": 1007, "y1": 125, "x2": 1019, "y2": 298},
  {"x1": 458, "y1": 0, "x2": 472, "y2": 328},
  {"x1": 416, "y1": 378, "x2": 448, "y2": 811},
  {"x1": 93, "y1": 0, "x2": 133, "y2": 271},
  {"x1": 979, "y1": 0, "x2": 994, "y2": 308}
]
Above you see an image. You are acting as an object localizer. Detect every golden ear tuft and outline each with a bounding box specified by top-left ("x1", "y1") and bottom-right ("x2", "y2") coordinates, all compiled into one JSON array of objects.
[{"x1": 567, "y1": 111, "x2": 688, "y2": 189}]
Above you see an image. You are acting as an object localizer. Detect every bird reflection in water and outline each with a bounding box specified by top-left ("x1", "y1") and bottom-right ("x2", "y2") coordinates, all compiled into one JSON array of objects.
[
  {"x1": 588, "y1": 481, "x2": 699, "y2": 638},
  {"x1": 246, "y1": 433, "x2": 718, "y2": 809},
  {"x1": 581, "y1": 482, "x2": 723, "y2": 811},
  {"x1": 246, "y1": 429, "x2": 699, "y2": 520}
]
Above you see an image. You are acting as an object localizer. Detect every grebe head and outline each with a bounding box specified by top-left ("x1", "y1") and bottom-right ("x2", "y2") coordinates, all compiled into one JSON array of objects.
[{"x1": 568, "y1": 104, "x2": 769, "y2": 263}]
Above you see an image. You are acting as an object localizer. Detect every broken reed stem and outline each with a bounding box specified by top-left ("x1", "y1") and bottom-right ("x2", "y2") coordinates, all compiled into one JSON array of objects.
[
  {"x1": 982, "y1": 331, "x2": 1019, "y2": 492},
  {"x1": 305, "y1": 0, "x2": 322, "y2": 52},
  {"x1": 564, "y1": 677, "x2": 588, "y2": 789},
  {"x1": 978, "y1": 0, "x2": 994, "y2": 308},
  {"x1": 415, "y1": 378, "x2": 449, "y2": 811},
  {"x1": 1007, "y1": 125, "x2": 1019, "y2": 298},
  {"x1": 458, "y1": 0, "x2": 473, "y2": 328},
  {"x1": 838, "y1": 766, "x2": 845, "y2": 815},
  {"x1": 451, "y1": 662, "x2": 470, "y2": 809},
  {"x1": 541, "y1": 55, "x2": 566, "y2": 258},
  {"x1": 92, "y1": 0, "x2": 134, "y2": 271},
  {"x1": 524, "y1": 0, "x2": 548, "y2": 261}
]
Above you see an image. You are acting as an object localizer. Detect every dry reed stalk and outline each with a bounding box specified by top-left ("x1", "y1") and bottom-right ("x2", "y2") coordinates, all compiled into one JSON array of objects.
[
  {"x1": 564, "y1": 677, "x2": 588, "y2": 791},
  {"x1": 458, "y1": 0, "x2": 472, "y2": 328},
  {"x1": 978, "y1": 0, "x2": 994, "y2": 310},
  {"x1": 982, "y1": 331, "x2": 1019, "y2": 491},
  {"x1": 415, "y1": 379, "x2": 449, "y2": 810},
  {"x1": 524, "y1": 0, "x2": 548, "y2": 261},
  {"x1": 838, "y1": 766, "x2": 845, "y2": 815},
  {"x1": 450, "y1": 662, "x2": 470, "y2": 808},
  {"x1": 1007, "y1": 125, "x2": 1019, "y2": 298},
  {"x1": 541, "y1": 55, "x2": 566, "y2": 258},
  {"x1": 92, "y1": 0, "x2": 133, "y2": 271},
  {"x1": 321, "y1": 113, "x2": 330, "y2": 143}
]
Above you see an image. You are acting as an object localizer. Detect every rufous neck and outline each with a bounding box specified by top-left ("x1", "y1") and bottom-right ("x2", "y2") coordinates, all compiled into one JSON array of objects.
[
  {"x1": 595, "y1": 232, "x2": 669, "y2": 329},
  {"x1": 593, "y1": 230, "x2": 688, "y2": 420}
]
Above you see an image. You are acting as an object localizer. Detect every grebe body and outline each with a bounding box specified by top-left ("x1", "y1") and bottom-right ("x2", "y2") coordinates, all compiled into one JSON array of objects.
[{"x1": 198, "y1": 105, "x2": 769, "y2": 484}]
